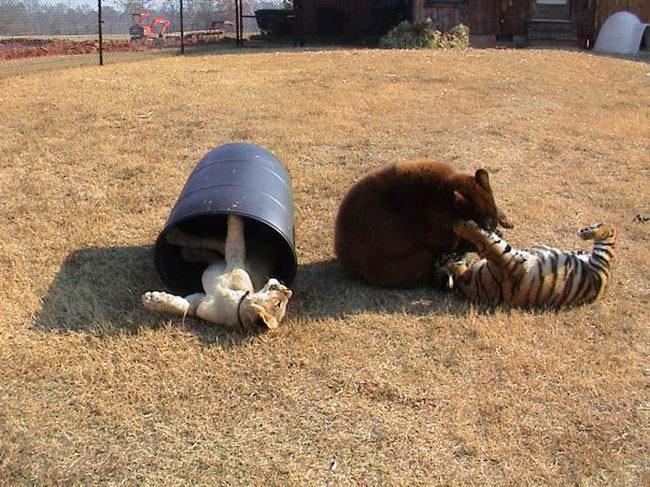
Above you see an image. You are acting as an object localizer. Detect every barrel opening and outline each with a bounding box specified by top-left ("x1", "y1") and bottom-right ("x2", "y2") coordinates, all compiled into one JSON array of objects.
[{"x1": 154, "y1": 213, "x2": 296, "y2": 295}]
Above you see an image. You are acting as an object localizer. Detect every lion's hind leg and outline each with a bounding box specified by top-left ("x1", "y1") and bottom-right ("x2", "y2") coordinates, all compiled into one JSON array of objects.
[
  {"x1": 180, "y1": 247, "x2": 221, "y2": 263},
  {"x1": 166, "y1": 226, "x2": 226, "y2": 253}
]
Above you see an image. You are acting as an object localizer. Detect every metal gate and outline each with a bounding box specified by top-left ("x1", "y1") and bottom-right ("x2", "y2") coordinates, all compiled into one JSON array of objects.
[{"x1": 235, "y1": 0, "x2": 304, "y2": 47}]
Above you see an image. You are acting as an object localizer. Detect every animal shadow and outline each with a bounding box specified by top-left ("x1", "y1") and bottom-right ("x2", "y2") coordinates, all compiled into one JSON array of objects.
[
  {"x1": 31, "y1": 245, "x2": 248, "y2": 346},
  {"x1": 289, "y1": 258, "x2": 468, "y2": 320},
  {"x1": 33, "y1": 247, "x2": 469, "y2": 343}
]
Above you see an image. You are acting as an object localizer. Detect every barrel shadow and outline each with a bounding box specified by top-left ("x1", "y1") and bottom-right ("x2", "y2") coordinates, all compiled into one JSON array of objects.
[
  {"x1": 32, "y1": 245, "x2": 156, "y2": 333},
  {"x1": 31, "y1": 245, "x2": 249, "y2": 346}
]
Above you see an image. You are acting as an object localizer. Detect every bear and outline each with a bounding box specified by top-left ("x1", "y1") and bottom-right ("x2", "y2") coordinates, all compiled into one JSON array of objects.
[{"x1": 334, "y1": 159, "x2": 513, "y2": 288}]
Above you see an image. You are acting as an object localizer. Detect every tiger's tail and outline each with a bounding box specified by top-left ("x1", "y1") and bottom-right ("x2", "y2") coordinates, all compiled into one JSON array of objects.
[
  {"x1": 577, "y1": 223, "x2": 615, "y2": 303},
  {"x1": 578, "y1": 223, "x2": 615, "y2": 243},
  {"x1": 578, "y1": 224, "x2": 615, "y2": 270}
]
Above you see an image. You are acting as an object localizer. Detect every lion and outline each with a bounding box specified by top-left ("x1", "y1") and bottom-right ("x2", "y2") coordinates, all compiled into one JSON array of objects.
[{"x1": 143, "y1": 214, "x2": 292, "y2": 333}]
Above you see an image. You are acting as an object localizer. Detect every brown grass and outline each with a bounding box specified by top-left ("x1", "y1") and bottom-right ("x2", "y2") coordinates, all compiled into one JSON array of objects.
[{"x1": 0, "y1": 47, "x2": 649, "y2": 485}]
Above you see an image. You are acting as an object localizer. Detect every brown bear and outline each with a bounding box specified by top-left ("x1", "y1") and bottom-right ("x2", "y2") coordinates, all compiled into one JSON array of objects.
[{"x1": 334, "y1": 159, "x2": 513, "y2": 288}]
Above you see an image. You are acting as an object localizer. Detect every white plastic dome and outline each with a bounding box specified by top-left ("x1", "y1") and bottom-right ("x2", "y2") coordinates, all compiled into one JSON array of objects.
[{"x1": 594, "y1": 11, "x2": 648, "y2": 55}]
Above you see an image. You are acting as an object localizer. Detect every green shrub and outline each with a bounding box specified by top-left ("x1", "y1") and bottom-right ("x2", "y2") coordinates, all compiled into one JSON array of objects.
[
  {"x1": 379, "y1": 20, "x2": 469, "y2": 49},
  {"x1": 447, "y1": 23, "x2": 470, "y2": 49}
]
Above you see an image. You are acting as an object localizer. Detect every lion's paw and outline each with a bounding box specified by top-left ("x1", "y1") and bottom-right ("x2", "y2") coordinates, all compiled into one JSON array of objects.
[{"x1": 142, "y1": 291, "x2": 189, "y2": 315}]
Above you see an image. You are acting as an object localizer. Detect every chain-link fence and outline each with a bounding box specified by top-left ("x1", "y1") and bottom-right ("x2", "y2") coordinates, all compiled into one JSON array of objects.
[
  {"x1": 1, "y1": 0, "x2": 102, "y2": 75},
  {"x1": 0, "y1": 0, "x2": 298, "y2": 77}
]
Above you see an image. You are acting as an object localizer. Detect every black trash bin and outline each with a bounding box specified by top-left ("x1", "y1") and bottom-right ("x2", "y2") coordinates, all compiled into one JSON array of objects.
[{"x1": 154, "y1": 142, "x2": 297, "y2": 295}]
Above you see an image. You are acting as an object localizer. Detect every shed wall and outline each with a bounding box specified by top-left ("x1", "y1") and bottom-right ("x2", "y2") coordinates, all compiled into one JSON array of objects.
[
  {"x1": 411, "y1": 0, "x2": 497, "y2": 35},
  {"x1": 298, "y1": 0, "x2": 647, "y2": 43}
]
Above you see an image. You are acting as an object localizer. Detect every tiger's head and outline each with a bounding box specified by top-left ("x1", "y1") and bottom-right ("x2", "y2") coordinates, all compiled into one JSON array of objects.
[{"x1": 452, "y1": 169, "x2": 513, "y2": 232}]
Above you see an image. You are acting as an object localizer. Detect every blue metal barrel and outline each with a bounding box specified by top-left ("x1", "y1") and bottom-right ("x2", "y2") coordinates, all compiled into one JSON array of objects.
[{"x1": 154, "y1": 142, "x2": 297, "y2": 294}]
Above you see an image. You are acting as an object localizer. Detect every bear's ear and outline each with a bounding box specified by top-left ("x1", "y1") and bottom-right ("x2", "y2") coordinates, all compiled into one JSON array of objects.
[{"x1": 475, "y1": 169, "x2": 491, "y2": 192}]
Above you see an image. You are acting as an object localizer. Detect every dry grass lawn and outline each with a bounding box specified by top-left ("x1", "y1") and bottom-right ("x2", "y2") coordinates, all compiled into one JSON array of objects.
[{"x1": 0, "y1": 47, "x2": 649, "y2": 485}]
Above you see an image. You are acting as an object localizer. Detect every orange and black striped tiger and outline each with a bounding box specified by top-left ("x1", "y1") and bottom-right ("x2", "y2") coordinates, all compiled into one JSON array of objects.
[{"x1": 441, "y1": 220, "x2": 615, "y2": 308}]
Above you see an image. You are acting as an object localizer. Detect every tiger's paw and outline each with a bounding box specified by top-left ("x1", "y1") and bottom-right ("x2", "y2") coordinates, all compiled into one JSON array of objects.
[
  {"x1": 433, "y1": 267, "x2": 454, "y2": 290},
  {"x1": 439, "y1": 253, "x2": 469, "y2": 280}
]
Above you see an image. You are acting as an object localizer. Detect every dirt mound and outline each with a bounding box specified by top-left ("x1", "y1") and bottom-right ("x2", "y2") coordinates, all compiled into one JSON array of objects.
[
  {"x1": 0, "y1": 38, "x2": 148, "y2": 60},
  {"x1": 0, "y1": 37, "x2": 195, "y2": 60}
]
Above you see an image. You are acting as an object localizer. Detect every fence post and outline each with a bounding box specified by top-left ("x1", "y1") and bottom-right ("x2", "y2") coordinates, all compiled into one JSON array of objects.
[
  {"x1": 180, "y1": 0, "x2": 184, "y2": 54},
  {"x1": 235, "y1": 0, "x2": 241, "y2": 46},
  {"x1": 97, "y1": 0, "x2": 103, "y2": 65},
  {"x1": 239, "y1": 0, "x2": 244, "y2": 45}
]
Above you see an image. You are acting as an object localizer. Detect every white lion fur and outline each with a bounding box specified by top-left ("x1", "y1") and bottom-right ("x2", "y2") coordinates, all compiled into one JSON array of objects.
[{"x1": 142, "y1": 215, "x2": 292, "y2": 332}]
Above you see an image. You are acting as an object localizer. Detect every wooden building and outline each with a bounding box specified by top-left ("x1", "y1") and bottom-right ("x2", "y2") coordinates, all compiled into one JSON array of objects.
[
  {"x1": 410, "y1": 0, "x2": 649, "y2": 47},
  {"x1": 409, "y1": 0, "x2": 593, "y2": 47},
  {"x1": 297, "y1": 0, "x2": 649, "y2": 48}
]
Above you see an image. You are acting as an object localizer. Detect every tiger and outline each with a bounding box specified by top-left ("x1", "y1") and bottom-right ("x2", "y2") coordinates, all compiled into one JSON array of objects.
[{"x1": 440, "y1": 220, "x2": 616, "y2": 308}]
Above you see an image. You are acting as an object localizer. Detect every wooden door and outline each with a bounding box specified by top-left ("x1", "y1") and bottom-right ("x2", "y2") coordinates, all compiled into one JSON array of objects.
[
  {"x1": 499, "y1": 0, "x2": 526, "y2": 36},
  {"x1": 532, "y1": 0, "x2": 571, "y2": 21}
]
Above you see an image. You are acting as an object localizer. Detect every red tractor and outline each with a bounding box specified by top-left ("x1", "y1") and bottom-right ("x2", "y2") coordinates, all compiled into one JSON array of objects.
[{"x1": 130, "y1": 12, "x2": 171, "y2": 41}]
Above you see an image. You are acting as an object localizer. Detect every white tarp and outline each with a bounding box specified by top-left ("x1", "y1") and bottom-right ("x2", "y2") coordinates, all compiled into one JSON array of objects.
[{"x1": 594, "y1": 11, "x2": 648, "y2": 55}]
